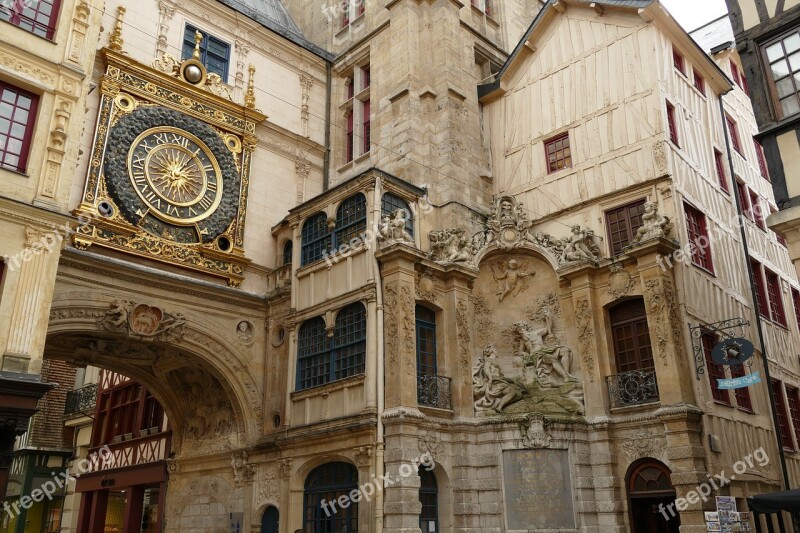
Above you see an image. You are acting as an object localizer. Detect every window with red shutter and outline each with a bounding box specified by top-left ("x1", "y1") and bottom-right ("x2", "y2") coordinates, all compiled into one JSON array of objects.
[
  {"x1": 673, "y1": 48, "x2": 686, "y2": 75},
  {"x1": 702, "y1": 332, "x2": 730, "y2": 405},
  {"x1": 750, "y1": 191, "x2": 766, "y2": 230},
  {"x1": 0, "y1": 82, "x2": 39, "y2": 173},
  {"x1": 726, "y1": 115, "x2": 743, "y2": 155},
  {"x1": 544, "y1": 133, "x2": 572, "y2": 173},
  {"x1": 751, "y1": 259, "x2": 770, "y2": 318},
  {"x1": 786, "y1": 387, "x2": 800, "y2": 448},
  {"x1": 694, "y1": 70, "x2": 706, "y2": 95},
  {"x1": 714, "y1": 150, "x2": 728, "y2": 192},
  {"x1": 737, "y1": 181, "x2": 752, "y2": 220},
  {"x1": 666, "y1": 101, "x2": 679, "y2": 146},
  {"x1": 684, "y1": 202, "x2": 714, "y2": 272},
  {"x1": 772, "y1": 380, "x2": 796, "y2": 450},
  {"x1": 346, "y1": 111, "x2": 354, "y2": 163},
  {"x1": 606, "y1": 200, "x2": 647, "y2": 255},
  {"x1": 730, "y1": 364, "x2": 753, "y2": 412},
  {"x1": 363, "y1": 99, "x2": 370, "y2": 153},
  {"x1": 754, "y1": 139, "x2": 769, "y2": 180},
  {"x1": 792, "y1": 288, "x2": 800, "y2": 330},
  {"x1": 765, "y1": 269, "x2": 787, "y2": 326}
]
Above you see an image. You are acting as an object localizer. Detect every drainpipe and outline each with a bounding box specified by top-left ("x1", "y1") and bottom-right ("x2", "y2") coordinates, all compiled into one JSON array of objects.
[
  {"x1": 718, "y1": 95, "x2": 792, "y2": 492},
  {"x1": 372, "y1": 175, "x2": 385, "y2": 533},
  {"x1": 323, "y1": 62, "x2": 332, "y2": 191}
]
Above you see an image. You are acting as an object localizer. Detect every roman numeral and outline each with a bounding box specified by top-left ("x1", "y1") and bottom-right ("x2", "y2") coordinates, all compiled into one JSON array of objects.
[
  {"x1": 198, "y1": 195, "x2": 213, "y2": 210},
  {"x1": 166, "y1": 204, "x2": 180, "y2": 217},
  {"x1": 132, "y1": 154, "x2": 146, "y2": 170},
  {"x1": 170, "y1": 133, "x2": 189, "y2": 148}
]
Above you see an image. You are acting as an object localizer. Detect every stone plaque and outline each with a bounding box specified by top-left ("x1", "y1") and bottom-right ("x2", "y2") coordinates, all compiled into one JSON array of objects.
[{"x1": 503, "y1": 449, "x2": 575, "y2": 530}]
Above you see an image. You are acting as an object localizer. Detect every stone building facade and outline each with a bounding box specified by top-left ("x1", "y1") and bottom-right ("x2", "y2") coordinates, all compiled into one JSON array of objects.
[{"x1": 2, "y1": 0, "x2": 800, "y2": 533}]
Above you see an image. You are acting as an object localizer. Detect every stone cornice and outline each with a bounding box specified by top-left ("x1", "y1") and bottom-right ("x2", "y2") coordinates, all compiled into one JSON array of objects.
[
  {"x1": 0, "y1": 198, "x2": 73, "y2": 227},
  {"x1": 59, "y1": 247, "x2": 268, "y2": 310}
]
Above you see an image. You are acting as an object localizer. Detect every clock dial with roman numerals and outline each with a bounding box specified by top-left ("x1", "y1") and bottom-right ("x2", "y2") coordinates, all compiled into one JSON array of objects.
[
  {"x1": 103, "y1": 106, "x2": 241, "y2": 245},
  {"x1": 129, "y1": 128, "x2": 223, "y2": 225}
]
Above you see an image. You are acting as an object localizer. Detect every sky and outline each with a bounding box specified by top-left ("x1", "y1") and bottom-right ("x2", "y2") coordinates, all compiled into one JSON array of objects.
[{"x1": 660, "y1": 0, "x2": 729, "y2": 31}]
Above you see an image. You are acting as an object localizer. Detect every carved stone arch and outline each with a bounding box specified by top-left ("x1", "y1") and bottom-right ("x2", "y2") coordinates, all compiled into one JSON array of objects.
[
  {"x1": 473, "y1": 241, "x2": 560, "y2": 272},
  {"x1": 46, "y1": 293, "x2": 262, "y2": 453},
  {"x1": 252, "y1": 502, "x2": 280, "y2": 527}
]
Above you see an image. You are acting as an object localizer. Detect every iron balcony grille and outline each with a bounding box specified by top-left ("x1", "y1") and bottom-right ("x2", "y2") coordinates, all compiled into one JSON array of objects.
[
  {"x1": 607, "y1": 369, "x2": 659, "y2": 408},
  {"x1": 64, "y1": 383, "x2": 98, "y2": 417},
  {"x1": 417, "y1": 374, "x2": 452, "y2": 410}
]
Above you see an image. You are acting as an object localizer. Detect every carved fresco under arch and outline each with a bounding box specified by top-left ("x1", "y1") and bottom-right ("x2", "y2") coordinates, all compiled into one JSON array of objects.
[{"x1": 471, "y1": 250, "x2": 584, "y2": 417}]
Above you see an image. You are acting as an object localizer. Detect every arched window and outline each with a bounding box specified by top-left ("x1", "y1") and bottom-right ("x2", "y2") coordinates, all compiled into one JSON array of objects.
[
  {"x1": 260, "y1": 506, "x2": 279, "y2": 533},
  {"x1": 334, "y1": 193, "x2": 367, "y2": 248},
  {"x1": 382, "y1": 192, "x2": 413, "y2": 237},
  {"x1": 301, "y1": 212, "x2": 332, "y2": 266},
  {"x1": 419, "y1": 466, "x2": 438, "y2": 533},
  {"x1": 609, "y1": 299, "x2": 653, "y2": 373},
  {"x1": 297, "y1": 303, "x2": 366, "y2": 391},
  {"x1": 304, "y1": 462, "x2": 359, "y2": 533},
  {"x1": 297, "y1": 317, "x2": 330, "y2": 390},
  {"x1": 283, "y1": 240, "x2": 293, "y2": 266}
]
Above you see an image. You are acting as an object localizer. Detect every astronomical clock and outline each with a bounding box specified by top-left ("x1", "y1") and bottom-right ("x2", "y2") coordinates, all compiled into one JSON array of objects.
[{"x1": 74, "y1": 14, "x2": 265, "y2": 286}]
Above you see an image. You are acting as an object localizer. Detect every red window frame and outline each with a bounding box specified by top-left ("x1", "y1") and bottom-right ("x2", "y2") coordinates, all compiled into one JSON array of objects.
[
  {"x1": 729, "y1": 364, "x2": 753, "y2": 412},
  {"x1": 345, "y1": 111, "x2": 354, "y2": 163},
  {"x1": 363, "y1": 99, "x2": 370, "y2": 154},
  {"x1": 684, "y1": 202, "x2": 714, "y2": 273},
  {"x1": 750, "y1": 191, "x2": 766, "y2": 230},
  {"x1": 754, "y1": 139, "x2": 770, "y2": 180},
  {"x1": 751, "y1": 259, "x2": 770, "y2": 318},
  {"x1": 346, "y1": 77, "x2": 354, "y2": 100},
  {"x1": 772, "y1": 380, "x2": 796, "y2": 450},
  {"x1": 714, "y1": 149, "x2": 728, "y2": 192},
  {"x1": 605, "y1": 200, "x2": 647, "y2": 255},
  {"x1": 765, "y1": 268, "x2": 787, "y2": 326},
  {"x1": 609, "y1": 299, "x2": 654, "y2": 374},
  {"x1": 786, "y1": 386, "x2": 800, "y2": 449},
  {"x1": 544, "y1": 132, "x2": 572, "y2": 174},
  {"x1": 702, "y1": 332, "x2": 730, "y2": 405},
  {"x1": 694, "y1": 71, "x2": 706, "y2": 95},
  {"x1": 726, "y1": 114, "x2": 743, "y2": 156},
  {"x1": 362, "y1": 65, "x2": 370, "y2": 89},
  {"x1": 0, "y1": 0, "x2": 61, "y2": 40},
  {"x1": 357, "y1": 0, "x2": 365, "y2": 17},
  {"x1": 792, "y1": 288, "x2": 800, "y2": 330},
  {"x1": 673, "y1": 48, "x2": 686, "y2": 76},
  {"x1": 341, "y1": 5, "x2": 350, "y2": 28},
  {"x1": 0, "y1": 82, "x2": 39, "y2": 174},
  {"x1": 666, "y1": 101, "x2": 679, "y2": 146},
  {"x1": 731, "y1": 61, "x2": 742, "y2": 88},
  {"x1": 737, "y1": 181, "x2": 752, "y2": 220}
]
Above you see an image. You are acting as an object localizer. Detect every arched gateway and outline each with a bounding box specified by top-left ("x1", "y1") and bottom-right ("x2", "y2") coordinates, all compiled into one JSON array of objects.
[{"x1": 45, "y1": 260, "x2": 267, "y2": 532}]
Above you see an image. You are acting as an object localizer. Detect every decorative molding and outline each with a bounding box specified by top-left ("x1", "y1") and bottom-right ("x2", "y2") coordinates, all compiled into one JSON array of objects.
[
  {"x1": 353, "y1": 445, "x2": 373, "y2": 466},
  {"x1": 574, "y1": 298, "x2": 595, "y2": 382},
  {"x1": 231, "y1": 450, "x2": 255, "y2": 485},
  {"x1": 520, "y1": 416, "x2": 552, "y2": 448},
  {"x1": 300, "y1": 72, "x2": 313, "y2": 138},
  {"x1": 607, "y1": 262, "x2": 634, "y2": 300}
]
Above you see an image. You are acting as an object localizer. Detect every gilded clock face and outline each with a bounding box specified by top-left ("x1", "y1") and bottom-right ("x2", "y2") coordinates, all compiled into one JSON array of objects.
[
  {"x1": 128, "y1": 128, "x2": 222, "y2": 224},
  {"x1": 104, "y1": 106, "x2": 240, "y2": 245}
]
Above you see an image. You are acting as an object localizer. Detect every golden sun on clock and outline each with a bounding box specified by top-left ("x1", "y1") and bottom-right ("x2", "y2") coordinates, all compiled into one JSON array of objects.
[{"x1": 127, "y1": 126, "x2": 223, "y2": 225}]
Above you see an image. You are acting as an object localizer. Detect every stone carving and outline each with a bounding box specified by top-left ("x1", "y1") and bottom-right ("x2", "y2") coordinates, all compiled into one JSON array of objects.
[
  {"x1": 151, "y1": 53, "x2": 180, "y2": 75},
  {"x1": 378, "y1": 209, "x2": 413, "y2": 246},
  {"x1": 166, "y1": 458, "x2": 180, "y2": 473},
  {"x1": 353, "y1": 445, "x2": 373, "y2": 467},
  {"x1": 491, "y1": 259, "x2": 534, "y2": 301},
  {"x1": 428, "y1": 196, "x2": 605, "y2": 268},
  {"x1": 384, "y1": 284, "x2": 399, "y2": 372},
  {"x1": 456, "y1": 298, "x2": 471, "y2": 372},
  {"x1": 473, "y1": 295, "x2": 493, "y2": 345},
  {"x1": 236, "y1": 321, "x2": 254, "y2": 345},
  {"x1": 628, "y1": 202, "x2": 673, "y2": 246},
  {"x1": 559, "y1": 225, "x2": 603, "y2": 264},
  {"x1": 512, "y1": 311, "x2": 578, "y2": 387},
  {"x1": 231, "y1": 451, "x2": 254, "y2": 485},
  {"x1": 98, "y1": 300, "x2": 186, "y2": 342},
  {"x1": 415, "y1": 269, "x2": 437, "y2": 304},
  {"x1": 520, "y1": 416, "x2": 551, "y2": 448},
  {"x1": 173, "y1": 368, "x2": 236, "y2": 449},
  {"x1": 574, "y1": 298, "x2": 595, "y2": 382},
  {"x1": 607, "y1": 262, "x2": 634, "y2": 300},
  {"x1": 473, "y1": 345, "x2": 524, "y2": 413},
  {"x1": 644, "y1": 279, "x2": 681, "y2": 366},
  {"x1": 278, "y1": 459, "x2": 292, "y2": 478},
  {"x1": 418, "y1": 432, "x2": 442, "y2": 459},
  {"x1": 257, "y1": 466, "x2": 279, "y2": 502},
  {"x1": 621, "y1": 430, "x2": 665, "y2": 461},
  {"x1": 429, "y1": 228, "x2": 476, "y2": 264}
]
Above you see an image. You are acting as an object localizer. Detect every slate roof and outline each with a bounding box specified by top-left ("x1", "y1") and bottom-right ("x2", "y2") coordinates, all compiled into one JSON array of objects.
[
  {"x1": 688, "y1": 14, "x2": 735, "y2": 54},
  {"x1": 215, "y1": 0, "x2": 332, "y2": 59}
]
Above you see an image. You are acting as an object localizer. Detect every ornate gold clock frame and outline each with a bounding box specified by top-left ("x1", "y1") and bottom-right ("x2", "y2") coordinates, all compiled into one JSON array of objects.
[{"x1": 73, "y1": 10, "x2": 266, "y2": 287}]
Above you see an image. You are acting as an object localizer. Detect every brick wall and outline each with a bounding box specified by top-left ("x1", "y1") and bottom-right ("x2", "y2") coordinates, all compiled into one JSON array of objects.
[{"x1": 28, "y1": 360, "x2": 76, "y2": 448}]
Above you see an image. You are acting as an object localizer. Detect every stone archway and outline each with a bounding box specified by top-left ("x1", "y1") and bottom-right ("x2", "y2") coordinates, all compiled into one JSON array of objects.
[{"x1": 45, "y1": 290, "x2": 264, "y2": 454}]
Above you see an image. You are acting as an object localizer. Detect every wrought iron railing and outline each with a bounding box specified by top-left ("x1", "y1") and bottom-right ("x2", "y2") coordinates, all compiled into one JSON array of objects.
[
  {"x1": 606, "y1": 369, "x2": 659, "y2": 408},
  {"x1": 64, "y1": 383, "x2": 98, "y2": 417},
  {"x1": 417, "y1": 374, "x2": 452, "y2": 410}
]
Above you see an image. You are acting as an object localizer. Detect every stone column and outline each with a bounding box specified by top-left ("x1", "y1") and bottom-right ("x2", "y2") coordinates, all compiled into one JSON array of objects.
[
  {"x1": 2, "y1": 226, "x2": 63, "y2": 374},
  {"x1": 382, "y1": 416, "x2": 423, "y2": 533},
  {"x1": 439, "y1": 264, "x2": 477, "y2": 417}
]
